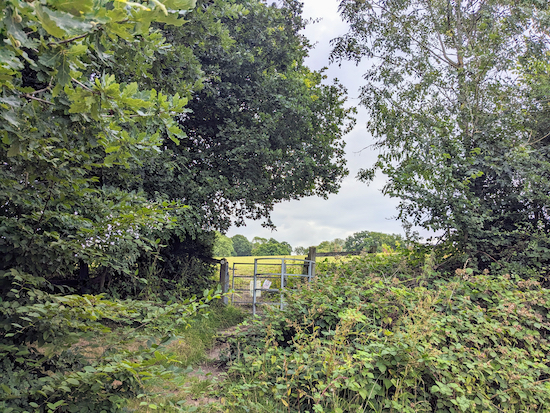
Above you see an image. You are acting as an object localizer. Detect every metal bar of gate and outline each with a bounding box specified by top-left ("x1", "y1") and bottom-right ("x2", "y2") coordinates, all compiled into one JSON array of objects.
[
  {"x1": 252, "y1": 259, "x2": 258, "y2": 315},
  {"x1": 280, "y1": 258, "x2": 285, "y2": 310},
  {"x1": 250, "y1": 257, "x2": 316, "y2": 315}
]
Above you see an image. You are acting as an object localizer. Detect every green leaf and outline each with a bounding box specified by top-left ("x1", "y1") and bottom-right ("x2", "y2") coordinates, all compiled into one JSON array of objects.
[
  {"x1": 7, "y1": 141, "x2": 21, "y2": 157},
  {"x1": 38, "y1": 52, "x2": 59, "y2": 69},
  {"x1": 50, "y1": 0, "x2": 94, "y2": 16},
  {"x1": 35, "y1": 4, "x2": 66, "y2": 37},
  {"x1": 56, "y1": 57, "x2": 71, "y2": 86},
  {"x1": 2, "y1": 111, "x2": 19, "y2": 128}
]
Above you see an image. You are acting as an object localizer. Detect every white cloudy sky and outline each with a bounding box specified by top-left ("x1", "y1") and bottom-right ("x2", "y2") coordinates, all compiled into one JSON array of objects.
[{"x1": 226, "y1": 0, "x2": 404, "y2": 249}]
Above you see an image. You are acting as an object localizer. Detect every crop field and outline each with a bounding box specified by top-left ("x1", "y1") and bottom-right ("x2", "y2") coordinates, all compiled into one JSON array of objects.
[{"x1": 218, "y1": 254, "x2": 350, "y2": 275}]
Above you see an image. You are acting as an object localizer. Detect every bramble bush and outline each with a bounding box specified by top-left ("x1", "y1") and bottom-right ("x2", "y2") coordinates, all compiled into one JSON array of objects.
[{"x1": 223, "y1": 252, "x2": 550, "y2": 412}]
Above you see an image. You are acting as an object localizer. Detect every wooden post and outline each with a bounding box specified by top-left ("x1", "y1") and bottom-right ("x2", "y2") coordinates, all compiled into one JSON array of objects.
[
  {"x1": 303, "y1": 246, "x2": 316, "y2": 277},
  {"x1": 219, "y1": 259, "x2": 229, "y2": 305}
]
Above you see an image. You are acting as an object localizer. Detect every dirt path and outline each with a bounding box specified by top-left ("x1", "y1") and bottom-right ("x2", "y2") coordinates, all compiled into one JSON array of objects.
[{"x1": 183, "y1": 324, "x2": 248, "y2": 407}]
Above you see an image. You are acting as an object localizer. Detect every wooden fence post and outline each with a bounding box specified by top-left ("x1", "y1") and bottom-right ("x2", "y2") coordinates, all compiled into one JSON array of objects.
[
  {"x1": 219, "y1": 258, "x2": 229, "y2": 305},
  {"x1": 303, "y1": 246, "x2": 316, "y2": 278}
]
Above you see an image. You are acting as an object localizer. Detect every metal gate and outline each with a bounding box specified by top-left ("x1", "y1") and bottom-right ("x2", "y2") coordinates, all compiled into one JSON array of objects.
[{"x1": 230, "y1": 257, "x2": 315, "y2": 315}]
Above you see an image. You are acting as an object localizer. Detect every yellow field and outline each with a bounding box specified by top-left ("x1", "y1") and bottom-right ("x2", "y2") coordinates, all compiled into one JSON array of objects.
[
  {"x1": 215, "y1": 256, "x2": 307, "y2": 306},
  {"x1": 218, "y1": 254, "x2": 345, "y2": 266}
]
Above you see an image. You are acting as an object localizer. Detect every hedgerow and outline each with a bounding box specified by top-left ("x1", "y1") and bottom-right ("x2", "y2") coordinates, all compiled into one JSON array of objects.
[{"x1": 223, "y1": 253, "x2": 550, "y2": 412}]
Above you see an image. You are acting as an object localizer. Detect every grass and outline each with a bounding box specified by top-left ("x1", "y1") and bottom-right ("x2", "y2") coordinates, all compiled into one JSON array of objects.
[
  {"x1": 120, "y1": 303, "x2": 248, "y2": 412},
  {"x1": 218, "y1": 254, "x2": 353, "y2": 277},
  {"x1": 220, "y1": 255, "x2": 307, "y2": 276}
]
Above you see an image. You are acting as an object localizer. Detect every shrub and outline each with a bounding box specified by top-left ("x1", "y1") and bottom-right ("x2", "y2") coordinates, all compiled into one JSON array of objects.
[
  {"x1": 0, "y1": 269, "x2": 222, "y2": 412},
  {"x1": 223, "y1": 254, "x2": 550, "y2": 412}
]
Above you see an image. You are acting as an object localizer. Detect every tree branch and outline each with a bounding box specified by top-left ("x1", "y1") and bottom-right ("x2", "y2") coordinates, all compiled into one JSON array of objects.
[
  {"x1": 22, "y1": 94, "x2": 54, "y2": 105},
  {"x1": 72, "y1": 78, "x2": 96, "y2": 93},
  {"x1": 48, "y1": 32, "x2": 89, "y2": 46}
]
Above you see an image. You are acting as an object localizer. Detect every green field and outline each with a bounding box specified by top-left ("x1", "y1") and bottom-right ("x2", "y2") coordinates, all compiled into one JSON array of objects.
[{"x1": 221, "y1": 255, "x2": 305, "y2": 274}]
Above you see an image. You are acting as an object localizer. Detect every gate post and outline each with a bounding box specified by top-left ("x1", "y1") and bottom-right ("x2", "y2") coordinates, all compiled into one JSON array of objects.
[
  {"x1": 304, "y1": 246, "x2": 316, "y2": 278},
  {"x1": 219, "y1": 259, "x2": 229, "y2": 305}
]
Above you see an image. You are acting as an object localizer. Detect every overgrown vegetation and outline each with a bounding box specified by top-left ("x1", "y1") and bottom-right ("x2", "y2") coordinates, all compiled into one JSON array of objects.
[
  {"x1": 0, "y1": 268, "x2": 246, "y2": 412},
  {"x1": 221, "y1": 252, "x2": 550, "y2": 412},
  {"x1": 2, "y1": 0, "x2": 550, "y2": 411}
]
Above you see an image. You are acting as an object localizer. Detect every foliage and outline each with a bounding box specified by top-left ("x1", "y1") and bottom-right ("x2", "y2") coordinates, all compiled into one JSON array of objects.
[
  {"x1": 166, "y1": 0, "x2": 355, "y2": 230},
  {"x1": 124, "y1": 303, "x2": 247, "y2": 412},
  {"x1": 213, "y1": 232, "x2": 235, "y2": 258},
  {"x1": 251, "y1": 237, "x2": 292, "y2": 256},
  {"x1": 1, "y1": 0, "x2": 354, "y2": 295},
  {"x1": 111, "y1": 0, "x2": 355, "y2": 231},
  {"x1": 231, "y1": 235, "x2": 252, "y2": 257},
  {"x1": 332, "y1": 0, "x2": 550, "y2": 272},
  {"x1": 223, "y1": 254, "x2": 550, "y2": 412},
  {"x1": 0, "y1": 268, "x2": 223, "y2": 412},
  {"x1": 316, "y1": 238, "x2": 345, "y2": 253},
  {"x1": 344, "y1": 230, "x2": 404, "y2": 253},
  {"x1": 0, "y1": 0, "x2": 196, "y2": 282}
]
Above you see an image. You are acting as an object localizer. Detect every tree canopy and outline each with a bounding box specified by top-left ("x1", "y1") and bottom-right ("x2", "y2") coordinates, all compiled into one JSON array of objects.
[
  {"x1": 213, "y1": 232, "x2": 235, "y2": 257},
  {"x1": 333, "y1": 0, "x2": 550, "y2": 272},
  {"x1": 344, "y1": 231, "x2": 403, "y2": 253},
  {"x1": 232, "y1": 234, "x2": 253, "y2": 256},
  {"x1": 251, "y1": 237, "x2": 292, "y2": 256},
  {"x1": 0, "y1": 0, "x2": 195, "y2": 280},
  {"x1": 315, "y1": 238, "x2": 345, "y2": 253},
  {"x1": 1, "y1": 0, "x2": 354, "y2": 293},
  {"x1": 129, "y1": 0, "x2": 355, "y2": 231}
]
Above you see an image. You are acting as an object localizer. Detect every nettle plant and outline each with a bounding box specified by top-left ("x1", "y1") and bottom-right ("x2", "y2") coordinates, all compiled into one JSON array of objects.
[{"x1": 224, "y1": 254, "x2": 550, "y2": 413}]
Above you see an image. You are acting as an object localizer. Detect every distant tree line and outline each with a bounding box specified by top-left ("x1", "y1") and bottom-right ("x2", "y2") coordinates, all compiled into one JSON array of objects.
[
  {"x1": 213, "y1": 234, "x2": 292, "y2": 257},
  {"x1": 216, "y1": 230, "x2": 403, "y2": 257},
  {"x1": 294, "y1": 231, "x2": 403, "y2": 255}
]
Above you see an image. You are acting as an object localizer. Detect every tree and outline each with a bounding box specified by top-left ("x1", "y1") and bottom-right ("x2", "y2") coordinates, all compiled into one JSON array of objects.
[
  {"x1": 128, "y1": 0, "x2": 355, "y2": 231},
  {"x1": 333, "y1": 0, "x2": 550, "y2": 271},
  {"x1": 316, "y1": 238, "x2": 345, "y2": 253},
  {"x1": 92, "y1": 0, "x2": 354, "y2": 293},
  {"x1": 232, "y1": 234, "x2": 252, "y2": 256},
  {"x1": 294, "y1": 246, "x2": 308, "y2": 255},
  {"x1": 0, "y1": 0, "x2": 195, "y2": 281},
  {"x1": 344, "y1": 231, "x2": 403, "y2": 253},
  {"x1": 1, "y1": 0, "x2": 354, "y2": 295},
  {"x1": 252, "y1": 238, "x2": 292, "y2": 256},
  {"x1": 213, "y1": 232, "x2": 235, "y2": 257}
]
